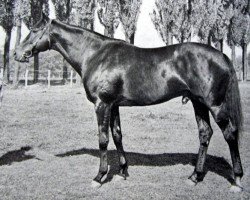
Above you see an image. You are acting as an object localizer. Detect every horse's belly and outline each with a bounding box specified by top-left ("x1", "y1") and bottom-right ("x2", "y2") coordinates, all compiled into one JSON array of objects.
[{"x1": 120, "y1": 76, "x2": 187, "y2": 106}]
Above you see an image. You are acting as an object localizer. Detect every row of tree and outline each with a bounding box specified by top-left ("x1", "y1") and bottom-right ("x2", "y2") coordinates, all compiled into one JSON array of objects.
[
  {"x1": 151, "y1": 0, "x2": 250, "y2": 80},
  {"x1": 0, "y1": 0, "x2": 249, "y2": 87}
]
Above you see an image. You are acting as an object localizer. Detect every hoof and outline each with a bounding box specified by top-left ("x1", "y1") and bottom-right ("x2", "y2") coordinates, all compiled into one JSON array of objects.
[
  {"x1": 230, "y1": 185, "x2": 243, "y2": 193},
  {"x1": 113, "y1": 174, "x2": 126, "y2": 181},
  {"x1": 185, "y1": 178, "x2": 197, "y2": 186},
  {"x1": 91, "y1": 180, "x2": 101, "y2": 189}
]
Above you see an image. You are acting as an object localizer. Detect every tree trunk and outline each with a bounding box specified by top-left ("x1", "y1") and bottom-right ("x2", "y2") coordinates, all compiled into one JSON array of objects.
[
  {"x1": 33, "y1": 54, "x2": 39, "y2": 83},
  {"x1": 13, "y1": 18, "x2": 22, "y2": 88},
  {"x1": 231, "y1": 44, "x2": 236, "y2": 67},
  {"x1": 207, "y1": 30, "x2": 213, "y2": 46},
  {"x1": 187, "y1": 32, "x2": 191, "y2": 42},
  {"x1": 104, "y1": 27, "x2": 114, "y2": 38},
  {"x1": 62, "y1": 59, "x2": 68, "y2": 84},
  {"x1": 3, "y1": 29, "x2": 12, "y2": 83},
  {"x1": 125, "y1": 32, "x2": 135, "y2": 44},
  {"x1": 89, "y1": 22, "x2": 94, "y2": 31},
  {"x1": 168, "y1": 33, "x2": 173, "y2": 45},
  {"x1": 180, "y1": 34, "x2": 185, "y2": 43},
  {"x1": 207, "y1": 35, "x2": 212, "y2": 46},
  {"x1": 242, "y1": 43, "x2": 248, "y2": 81},
  {"x1": 215, "y1": 39, "x2": 223, "y2": 52}
]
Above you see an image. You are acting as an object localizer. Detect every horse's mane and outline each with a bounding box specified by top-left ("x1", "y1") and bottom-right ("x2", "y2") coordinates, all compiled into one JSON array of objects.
[{"x1": 51, "y1": 19, "x2": 124, "y2": 43}]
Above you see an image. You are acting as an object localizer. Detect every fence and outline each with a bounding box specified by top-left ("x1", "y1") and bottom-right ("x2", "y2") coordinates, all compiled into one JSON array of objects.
[
  {"x1": 21, "y1": 68, "x2": 247, "y2": 86},
  {"x1": 17, "y1": 69, "x2": 80, "y2": 88},
  {"x1": 1, "y1": 65, "x2": 247, "y2": 89}
]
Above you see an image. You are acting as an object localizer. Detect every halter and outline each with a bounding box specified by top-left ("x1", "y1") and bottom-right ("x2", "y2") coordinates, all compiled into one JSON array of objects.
[{"x1": 24, "y1": 20, "x2": 52, "y2": 58}]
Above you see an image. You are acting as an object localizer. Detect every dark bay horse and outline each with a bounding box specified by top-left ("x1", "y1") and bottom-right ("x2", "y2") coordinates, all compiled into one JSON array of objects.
[{"x1": 14, "y1": 15, "x2": 244, "y2": 192}]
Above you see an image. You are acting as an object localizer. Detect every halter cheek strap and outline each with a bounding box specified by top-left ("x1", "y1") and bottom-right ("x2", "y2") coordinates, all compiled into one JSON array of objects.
[{"x1": 30, "y1": 20, "x2": 52, "y2": 52}]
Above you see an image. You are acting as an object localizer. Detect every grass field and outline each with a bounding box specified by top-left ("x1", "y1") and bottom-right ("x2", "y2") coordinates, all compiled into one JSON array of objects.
[{"x1": 0, "y1": 83, "x2": 249, "y2": 200}]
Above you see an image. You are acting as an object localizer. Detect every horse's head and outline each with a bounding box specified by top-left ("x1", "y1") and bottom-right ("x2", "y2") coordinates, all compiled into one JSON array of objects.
[{"x1": 14, "y1": 14, "x2": 52, "y2": 62}]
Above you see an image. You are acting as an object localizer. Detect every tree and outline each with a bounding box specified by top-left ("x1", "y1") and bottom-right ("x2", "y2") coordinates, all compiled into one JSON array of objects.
[
  {"x1": 227, "y1": 0, "x2": 240, "y2": 67},
  {"x1": 0, "y1": 0, "x2": 15, "y2": 83},
  {"x1": 12, "y1": 0, "x2": 29, "y2": 87},
  {"x1": 193, "y1": 0, "x2": 220, "y2": 45},
  {"x1": 228, "y1": 0, "x2": 250, "y2": 81},
  {"x1": 72, "y1": 0, "x2": 96, "y2": 30},
  {"x1": 151, "y1": 0, "x2": 206, "y2": 45},
  {"x1": 97, "y1": 0, "x2": 119, "y2": 38},
  {"x1": 150, "y1": 0, "x2": 174, "y2": 45},
  {"x1": 118, "y1": 0, "x2": 142, "y2": 44},
  {"x1": 52, "y1": 0, "x2": 73, "y2": 84},
  {"x1": 231, "y1": 13, "x2": 250, "y2": 81},
  {"x1": 211, "y1": 0, "x2": 233, "y2": 52},
  {"x1": 52, "y1": 0, "x2": 72, "y2": 22},
  {"x1": 186, "y1": 0, "x2": 193, "y2": 42},
  {"x1": 171, "y1": 0, "x2": 191, "y2": 43},
  {"x1": 23, "y1": 0, "x2": 49, "y2": 84}
]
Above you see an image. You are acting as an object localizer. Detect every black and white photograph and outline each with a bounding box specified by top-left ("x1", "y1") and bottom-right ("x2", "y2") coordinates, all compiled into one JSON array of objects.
[{"x1": 0, "y1": 0, "x2": 249, "y2": 199}]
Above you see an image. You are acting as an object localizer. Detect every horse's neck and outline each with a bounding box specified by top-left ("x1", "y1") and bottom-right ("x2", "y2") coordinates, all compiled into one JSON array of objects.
[{"x1": 50, "y1": 22, "x2": 105, "y2": 76}]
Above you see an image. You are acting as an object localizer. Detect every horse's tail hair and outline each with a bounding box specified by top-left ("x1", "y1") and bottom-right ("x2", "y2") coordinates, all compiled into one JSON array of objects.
[{"x1": 225, "y1": 61, "x2": 243, "y2": 141}]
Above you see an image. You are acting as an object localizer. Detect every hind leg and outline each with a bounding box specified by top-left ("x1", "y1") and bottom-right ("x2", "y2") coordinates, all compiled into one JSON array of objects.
[
  {"x1": 216, "y1": 119, "x2": 243, "y2": 192},
  {"x1": 110, "y1": 106, "x2": 128, "y2": 179},
  {"x1": 188, "y1": 101, "x2": 213, "y2": 185}
]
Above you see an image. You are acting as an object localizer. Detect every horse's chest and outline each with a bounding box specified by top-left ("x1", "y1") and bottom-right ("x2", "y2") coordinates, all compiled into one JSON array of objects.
[{"x1": 84, "y1": 68, "x2": 124, "y2": 104}]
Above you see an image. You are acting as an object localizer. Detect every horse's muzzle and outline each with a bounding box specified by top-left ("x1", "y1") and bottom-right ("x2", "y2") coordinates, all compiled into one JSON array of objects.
[{"x1": 14, "y1": 50, "x2": 32, "y2": 63}]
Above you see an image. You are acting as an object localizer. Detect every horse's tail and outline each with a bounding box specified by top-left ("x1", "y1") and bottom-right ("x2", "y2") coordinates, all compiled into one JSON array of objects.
[{"x1": 224, "y1": 61, "x2": 243, "y2": 140}]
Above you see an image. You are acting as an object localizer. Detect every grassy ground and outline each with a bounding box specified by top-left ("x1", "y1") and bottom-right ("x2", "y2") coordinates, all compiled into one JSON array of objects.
[{"x1": 0, "y1": 82, "x2": 249, "y2": 200}]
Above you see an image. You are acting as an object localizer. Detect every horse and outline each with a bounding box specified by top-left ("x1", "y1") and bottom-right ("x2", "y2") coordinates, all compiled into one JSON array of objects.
[{"x1": 14, "y1": 14, "x2": 244, "y2": 192}]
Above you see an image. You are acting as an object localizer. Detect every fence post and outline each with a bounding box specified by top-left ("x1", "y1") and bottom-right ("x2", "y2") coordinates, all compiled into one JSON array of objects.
[
  {"x1": 48, "y1": 70, "x2": 51, "y2": 89},
  {"x1": 70, "y1": 70, "x2": 73, "y2": 87},
  {"x1": 25, "y1": 69, "x2": 29, "y2": 88}
]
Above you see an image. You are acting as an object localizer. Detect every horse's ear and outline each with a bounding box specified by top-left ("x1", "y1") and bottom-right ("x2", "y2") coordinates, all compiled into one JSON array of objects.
[{"x1": 32, "y1": 12, "x2": 50, "y2": 30}]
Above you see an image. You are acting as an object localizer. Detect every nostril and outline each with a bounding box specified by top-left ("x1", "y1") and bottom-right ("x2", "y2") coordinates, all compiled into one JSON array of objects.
[{"x1": 13, "y1": 51, "x2": 16, "y2": 56}]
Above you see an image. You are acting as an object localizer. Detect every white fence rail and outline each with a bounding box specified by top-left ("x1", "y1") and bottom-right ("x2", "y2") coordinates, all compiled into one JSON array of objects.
[{"x1": 21, "y1": 69, "x2": 79, "y2": 88}]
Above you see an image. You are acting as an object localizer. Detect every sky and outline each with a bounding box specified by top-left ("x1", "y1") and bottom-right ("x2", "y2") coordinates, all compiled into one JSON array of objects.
[{"x1": 0, "y1": 0, "x2": 246, "y2": 57}]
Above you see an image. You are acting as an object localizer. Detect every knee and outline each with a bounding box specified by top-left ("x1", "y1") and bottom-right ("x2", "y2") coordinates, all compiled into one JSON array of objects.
[
  {"x1": 99, "y1": 134, "x2": 109, "y2": 149},
  {"x1": 211, "y1": 106, "x2": 228, "y2": 126},
  {"x1": 223, "y1": 131, "x2": 237, "y2": 143},
  {"x1": 221, "y1": 121, "x2": 238, "y2": 142},
  {"x1": 113, "y1": 128, "x2": 122, "y2": 140},
  {"x1": 199, "y1": 127, "x2": 213, "y2": 146}
]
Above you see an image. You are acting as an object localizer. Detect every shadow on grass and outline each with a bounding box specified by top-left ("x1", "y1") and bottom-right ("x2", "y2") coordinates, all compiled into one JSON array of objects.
[
  {"x1": 56, "y1": 148, "x2": 234, "y2": 184},
  {"x1": 0, "y1": 146, "x2": 35, "y2": 166},
  {"x1": 0, "y1": 146, "x2": 234, "y2": 184}
]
